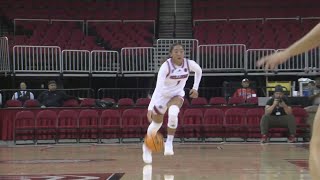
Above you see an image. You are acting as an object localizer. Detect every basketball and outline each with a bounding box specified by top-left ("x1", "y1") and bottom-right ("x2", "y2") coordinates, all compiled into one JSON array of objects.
[{"x1": 144, "y1": 132, "x2": 164, "y2": 153}]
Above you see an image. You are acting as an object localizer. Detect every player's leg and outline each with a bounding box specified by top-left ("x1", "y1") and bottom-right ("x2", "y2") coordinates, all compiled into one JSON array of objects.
[
  {"x1": 143, "y1": 98, "x2": 167, "y2": 164},
  {"x1": 309, "y1": 106, "x2": 320, "y2": 179},
  {"x1": 164, "y1": 96, "x2": 183, "y2": 155}
]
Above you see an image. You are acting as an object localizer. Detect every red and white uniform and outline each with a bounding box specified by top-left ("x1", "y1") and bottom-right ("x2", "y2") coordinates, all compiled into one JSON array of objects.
[{"x1": 148, "y1": 58, "x2": 202, "y2": 114}]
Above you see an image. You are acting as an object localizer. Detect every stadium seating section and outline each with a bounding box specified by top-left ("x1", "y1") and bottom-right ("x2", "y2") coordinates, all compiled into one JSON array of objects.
[
  {"x1": 1, "y1": 0, "x2": 156, "y2": 50},
  {"x1": 9, "y1": 106, "x2": 309, "y2": 144},
  {"x1": 193, "y1": 0, "x2": 320, "y2": 48}
]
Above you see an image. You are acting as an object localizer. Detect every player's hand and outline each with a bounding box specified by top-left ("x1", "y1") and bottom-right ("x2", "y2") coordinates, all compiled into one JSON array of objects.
[
  {"x1": 256, "y1": 51, "x2": 290, "y2": 70},
  {"x1": 147, "y1": 110, "x2": 152, "y2": 123},
  {"x1": 189, "y1": 89, "x2": 199, "y2": 98}
]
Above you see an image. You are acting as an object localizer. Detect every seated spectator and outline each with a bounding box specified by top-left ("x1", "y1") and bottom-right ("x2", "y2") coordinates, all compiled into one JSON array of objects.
[
  {"x1": 260, "y1": 85, "x2": 296, "y2": 143},
  {"x1": 11, "y1": 82, "x2": 34, "y2": 103},
  {"x1": 37, "y1": 80, "x2": 79, "y2": 107},
  {"x1": 232, "y1": 78, "x2": 256, "y2": 101}
]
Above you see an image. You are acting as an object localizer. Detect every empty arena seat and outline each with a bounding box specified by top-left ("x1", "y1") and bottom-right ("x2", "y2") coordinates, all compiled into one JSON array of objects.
[
  {"x1": 5, "y1": 100, "x2": 22, "y2": 107},
  {"x1": 121, "y1": 109, "x2": 143, "y2": 140},
  {"x1": 292, "y1": 107, "x2": 309, "y2": 139},
  {"x1": 190, "y1": 97, "x2": 208, "y2": 106},
  {"x1": 228, "y1": 97, "x2": 245, "y2": 105},
  {"x1": 35, "y1": 110, "x2": 57, "y2": 143},
  {"x1": 224, "y1": 108, "x2": 247, "y2": 140},
  {"x1": 78, "y1": 109, "x2": 99, "y2": 142},
  {"x1": 99, "y1": 109, "x2": 121, "y2": 142},
  {"x1": 62, "y1": 99, "x2": 80, "y2": 107},
  {"x1": 203, "y1": 108, "x2": 225, "y2": 139},
  {"x1": 246, "y1": 108, "x2": 265, "y2": 138},
  {"x1": 209, "y1": 97, "x2": 227, "y2": 105},
  {"x1": 182, "y1": 109, "x2": 203, "y2": 140},
  {"x1": 23, "y1": 99, "x2": 40, "y2": 108},
  {"x1": 57, "y1": 110, "x2": 79, "y2": 142},
  {"x1": 14, "y1": 110, "x2": 35, "y2": 144},
  {"x1": 118, "y1": 98, "x2": 134, "y2": 107},
  {"x1": 136, "y1": 98, "x2": 151, "y2": 106}
]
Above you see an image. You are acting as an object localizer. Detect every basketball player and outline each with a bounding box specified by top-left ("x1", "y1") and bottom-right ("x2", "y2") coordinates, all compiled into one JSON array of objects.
[
  {"x1": 143, "y1": 43, "x2": 202, "y2": 163},
  {"x1": 257, "y1": 23, "x2": 320, "y2": 179}
]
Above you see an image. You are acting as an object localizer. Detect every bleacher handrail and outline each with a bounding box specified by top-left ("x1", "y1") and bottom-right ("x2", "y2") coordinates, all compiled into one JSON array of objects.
[
  {"x1": 0, "y1": 37, "x2": 10, "y2": 73},
  {"x1": 121, "y1": 47, "x2": 155, "y2": 75},
  {"x1": 90, "y1": 50, "x2": 119, "y2": 76},
  {"x1": 13, "y1": 45, "x2": 62, "y2": 75},
  {"x1": 61, "y1": 50, "x2": 91, "y2": 75},
  {"x1": 198, "y1": 44, "x2": 247, "y2": 73}
]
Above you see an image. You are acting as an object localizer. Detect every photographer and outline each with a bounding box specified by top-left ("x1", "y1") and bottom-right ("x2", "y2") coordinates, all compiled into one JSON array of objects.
[{"x1": 260, "y1": 85, "x2": 296, "y2": 143}]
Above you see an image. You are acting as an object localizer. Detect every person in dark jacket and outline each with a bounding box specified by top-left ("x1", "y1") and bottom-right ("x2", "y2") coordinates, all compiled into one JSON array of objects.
[{"x1": 37, "y1": 80, "x2": 77, "y2": 107}]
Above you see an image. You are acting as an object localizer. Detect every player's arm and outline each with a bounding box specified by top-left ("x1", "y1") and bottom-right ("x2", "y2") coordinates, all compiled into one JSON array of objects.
[
  {"x1": 309, "y1": 106, "x2": 320, "y2": 179},
  {"x1": 188, "y1": 60, "x2": 202, "y2": 98},
  {"x1": 284, "y1": 23, "x2": 320, "y2": 58},
  {"x1": 257, "y1": 23, "x2": 320, "y2": 69},
  {"x1": 147, "y1": 63, "x2": 168, "y2": 111}
]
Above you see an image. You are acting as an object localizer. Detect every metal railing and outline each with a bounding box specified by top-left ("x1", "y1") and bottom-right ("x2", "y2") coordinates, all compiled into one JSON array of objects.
[
  {"x1": 62, "y1": 50, "x2": 91, "y2": 75},
  {"x1": 91, "y1": 50, "x2": 119, "y2": 76},
  {"x1": 155, "y1": 39, "x2": 199, "y2": 70},
  {"x1": 13, "y1": 45, "x2": 61, "y2": 75},
  {"x1": 98, "y1": 88, "x2": 154, "y2": 101},
  {"x1": 0, "y1": 88, "x2": 95, "y2": 103},
  {"x1": 121, "y1": 47, "x2": 155, "y2": 74},
  {"x1": 246, "y1": 49, "x2": 276, "y2": 72},
  {"x1": 305, "y1": 47, "x2": 320, "y2": 73},
  {"x1": 276, "y1": 49, "x2": 308, "y2": 73},
  {"x1": 0, "y1": 37, "x2": 10, "y2": 73},
  {"x1": 198, "y1": 44, "x2": 246, "y2": 72}
]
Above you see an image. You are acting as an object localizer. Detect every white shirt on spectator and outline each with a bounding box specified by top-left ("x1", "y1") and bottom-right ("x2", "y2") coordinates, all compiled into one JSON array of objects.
[{"x1": 12, "y1": 91, "x2": 34, "y2": 100}]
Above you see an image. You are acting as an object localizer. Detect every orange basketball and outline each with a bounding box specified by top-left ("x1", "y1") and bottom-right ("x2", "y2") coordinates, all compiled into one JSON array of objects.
[{"x1": 144, "y1": 132, "x2": 164, "y2": 153}]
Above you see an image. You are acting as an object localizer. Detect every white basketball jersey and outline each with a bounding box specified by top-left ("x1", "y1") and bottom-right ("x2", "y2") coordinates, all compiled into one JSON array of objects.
[{"x1": 161, "y1": 58, "x2": 190, "y2": 97}]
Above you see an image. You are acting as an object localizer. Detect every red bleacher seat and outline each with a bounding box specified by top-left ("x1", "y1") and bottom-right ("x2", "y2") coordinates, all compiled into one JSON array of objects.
[
  {"x1": 203, "y1": 108, "x2": 225, "y2": 140},
  {"x1": 78, "y1": 109, "x2": 99, "y2": 141},
  {"x1": 246, "y1": 108, "x2": 264, "y2": 138},
  {"x1": 136, "y1": 98, "x2": 151, "y2": 106},
  {"x1": 224, "y1": 108, "x2": 247, "y2": 141},
  {"x1": 182, "y1": 109, "x2": 203, "y2": 140},
  {"x1": 35, "y1": 110, "x2": 57, "y2": 143},
  {"x1": 5, "y1": 100, "x2": 22, "y2": 107},
  {"x1": 99, "y1": 109, "x2": 121, "y2": 142},
  {"x1": 190, "y1": 97, "x2": 208, "y2": 106},
  {"x1": 228, "y1": 97, "x2": 245, "y2": 106},
  {"x1": 62, "y1": 99, "x2": 80, "y2": 107},
  {"x1": 22, "y1": 99, "x2": 39, "y2": 108},
  {"x1": 209, "y1": 97, "x2": 227, "y2": 105},
  {"x1": 14, "y1": 110, "x2": 35, "y2": 144},
  {"x1": 118, "y1": 98, "x2": 134, "y2": 107},
  {"x1": 57, "y1": 110, "x2": 78, "y2": 142},
  {"x1": 121, "y1": 109, "x2": 143, "y2": 140}
]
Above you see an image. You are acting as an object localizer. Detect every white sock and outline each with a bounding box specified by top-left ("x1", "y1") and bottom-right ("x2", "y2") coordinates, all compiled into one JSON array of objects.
[
  {"x1": 143, "y1": 165, "x2": 152, "y2": 180},
  {"x1": 166, "y1": 135, "x2": 174, "y2": 144},
  {"x1": 147, "y1": 121, "x2": 162, "y2": 136}
]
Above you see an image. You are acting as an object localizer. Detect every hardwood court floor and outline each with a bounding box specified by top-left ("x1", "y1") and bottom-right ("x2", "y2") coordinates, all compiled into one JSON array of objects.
[{"x1": 0, "y1": 143, "x2": 311, "y2": 180}]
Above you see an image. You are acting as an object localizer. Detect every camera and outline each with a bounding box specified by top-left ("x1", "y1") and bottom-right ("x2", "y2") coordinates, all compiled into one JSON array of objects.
[{"x1": 275, "y1": 98, "x2": 282, "y2": 103}]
